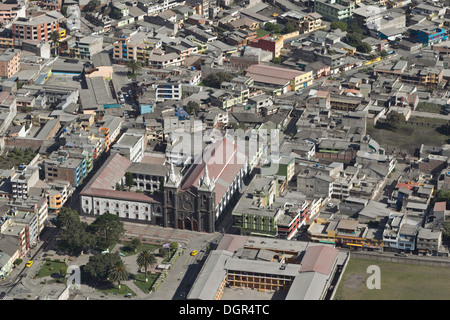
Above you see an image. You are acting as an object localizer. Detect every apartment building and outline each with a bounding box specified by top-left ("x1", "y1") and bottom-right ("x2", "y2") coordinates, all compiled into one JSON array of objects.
[
  {"x1": 12, "y1": 11, "x2": 65, "y2": 44},
  {"x1": 314, "y1": 0, "x2": 356, "y2": 21},
  {"x1": 0, "y1": 3, "x2": 26, "y2": 25},
  {"x1": 281, "y1": 11, "x2": 324, "y2": 34},
  {"x1": 46, "y1": 180, "x2": 72, "y2": 213},
  {"x1": 111, "y1": 132, "x2": 145, "y2": 163},
  {"x1": 73, "y1": 35, "x2": 103, "y2": 60},
  {"x1": 0, "y1": 48, "x2": 20, "y2": 78},
  {"x1": 409, "y1": 26, "x2": 447, "y2": 47},
  {"x1": 249, "y1": 36, "x2": 283, "y2": 58},
  {"x1": 10, "y1": 165, "x2": 39, "y2": 200},
  {"x1": 113, "y1": 32, "x2": 162, "y2": 64},
  {"x1": 44, "y1": 149, "x2": 87, "y2": 188}
]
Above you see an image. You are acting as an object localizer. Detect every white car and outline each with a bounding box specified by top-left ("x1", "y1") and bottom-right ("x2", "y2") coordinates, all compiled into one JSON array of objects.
[{"x1": 327, "y1": 203, "x2": 334, "y2": 207}]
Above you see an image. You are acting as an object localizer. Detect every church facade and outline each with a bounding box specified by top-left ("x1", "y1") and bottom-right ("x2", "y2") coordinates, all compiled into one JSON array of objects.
[{"x1": 163, "y1": 138, "x2": 249, "y2": 233}]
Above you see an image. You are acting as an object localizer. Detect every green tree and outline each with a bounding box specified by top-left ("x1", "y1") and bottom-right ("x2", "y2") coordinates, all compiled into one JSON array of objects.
[
  {"x1": 126, "y1": 59, "x2": 142, "y2": 77},
  {"x1": 264, "y1": 22, "x2": 283, "y2": 33},
  {"x1": 108, "y1": 260, "x2": 129, "y2": 288},
  {"x1": 330, "y1": 21, "x2": 347, "y2": 31},
  {"x1": 130, "y1": 238, "x2": 141, "y2": 252},
  {"x1": 344, "y1": 32, "x2": 363, "y2": 48},
  {"x1": 357, "y1": 42, "x2": 372, "y2": 54},
  {"x1": 84, "y1": 252, "x2": 122, "y2": 281},
  {"x1": 272, "y1": 56, "x2": 282, "y2": 64},
  {"x1": 85, "y1": 0, "x2": 100, "y2": 11},
  {"x1": 89, "y1": 213, "x2": 125, "y2": 250},
  {"x1": 110, "y1": 7, "x2": 123, "y2": 20},
  {"x1": 55, "y1": 207, "x2": 80, "y2": 230},
  {"x1": 125, "y1": 172, "x2": 134, "y2": 190},
  {"x1": 59, "y1": 221, "x2": 96, "y2": 255},
  {"x1": 50, "y1": 30, "x2": 61, "y2": 56},
  {"x1": 380, "y1": 50, "x2": 388, "y2": 58},
  {"x1": 136, "y1": 250, "x2": 157, "y2": 282},
  {"x1": 61, "y1": 6, "x2": 68, "y2": 17},
  {"x1": 185, "y1": 101, "x2": 200, "y2": 115},
  {"x1": 385, "y1": 110, "x2": 406, "y2": 131},
  {"x1": 115, "y1": 182, "x2": 122, "y2": 191},
  {"x1": 203, "y1": 72, "x2": 234, "y2": 88},
  {"x1": 284, "y1": 22, "x2": 297, "y2": 34},
  {"x1": 435, "y1": 189, "x2": 450, "y2": 203}
]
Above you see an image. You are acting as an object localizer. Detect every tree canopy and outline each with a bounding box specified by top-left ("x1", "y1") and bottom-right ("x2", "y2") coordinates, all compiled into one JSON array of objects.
[
  {"x1": 330, "y1": 21, "x2": 347, "y2": 31},
  {"x1": 202, "y1": 72, "x2": 234, "y2": 88},
  {"x1": 83, "y1": 252, "x2": 122, "y2": 281},
  {"x1": 385, "y1": 111, "x2": 406, "y2": 131},
  {"x1": 90, "y1": 213, "x2": 125, "y2": 250}
]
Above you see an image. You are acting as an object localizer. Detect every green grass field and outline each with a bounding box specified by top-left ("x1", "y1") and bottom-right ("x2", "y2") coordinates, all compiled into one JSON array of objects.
[
  {"x1": 334, "y1": 258, "x2": 450, "y2": 300},
  {"x1": 34, "y1": 259, "x2": 67, "y2": 278},
  {"x1": 367, "y1": 123, "x2": 449, "y2": 152}
]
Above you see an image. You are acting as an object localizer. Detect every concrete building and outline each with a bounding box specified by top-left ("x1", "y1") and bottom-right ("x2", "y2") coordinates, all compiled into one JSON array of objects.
[
  {"x1": 12, "y1": 11, "x2": 65, "y2": 44},
  {"x1": 10, "y1": 165, "x2": 39, "y2": 200},
  {"x1": 79, "y1": 153, "x2": 164, "y2": 223},
  {"x1": 74, "y1": 35, "x2": 103, "y2": 60},
  {"x1": 111, "y1": 132, "x2": 145, "y2": 163},
  {"x1": 0, "y1": 48, "x2": 20, "y2": 79},
  {"x1": 314, "y1": 0, "x2": 356, "y2": 22},
  {"x1": 187, "y1": 235, "x2": 344, "y2": 300}
]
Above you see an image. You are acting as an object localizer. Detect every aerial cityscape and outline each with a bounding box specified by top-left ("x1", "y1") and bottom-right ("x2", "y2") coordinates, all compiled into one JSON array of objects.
[{"x1": 0, "y1": 0, "x2": 449, "y2": 305}]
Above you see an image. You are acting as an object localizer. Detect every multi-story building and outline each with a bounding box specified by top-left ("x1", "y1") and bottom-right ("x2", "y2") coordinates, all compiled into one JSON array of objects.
[
  {"x1": 188, "y1": 236, "x2": 342, "y2": 300},
  {"x1": 73, "y1": 35, "x2": 103, "y2": 60},
  {"x1": 127, "y1": 162, "x2": 168, "y2": 193},
  {"x1": 383, "y1": 212, "x2": 420, "y2": 252},
  {"x1": 12, "y1": 11, "x2": 65, "y2": 44},
  {"x1": 79, "y1": 153, "x2": 164, "y2": 223},
  {"x1": 0, "y1": 3, "x2": 26, "y2": 25},
  {"x1": 249, "y1": 36, "x2": 283, "y2": 58},
  {"x1": 409, "y1": 26, "x2": 447, "y2": 47},
  {"x1": 112, "y1": 32, "x2": 162, "y2": 64},
  {"x1": 147, "y1": 50, "x2": 183, "y2": 69},
  {"x1": 0, "y1": 48, "x2": 20, "y2": 79},
  {"x1": 111, "y1": 132, "x2": 145, "y2": 163},
  {"x1": 314, "y1": 0, "x2": 356, "y2": 21},
  {"x1": 245, "y1": 64, "x2": 313, "y2": 94},
  {"x1": 10, "y1": 165, "x2": 39, "y2": 200},
  {"x1": 44, "y1": 149, "x2": 87, "y2": 188},
  {"x1": 46, "y1": 180, "x2": 72, "y2": 213},
  {"x1": 164, "y1": 137, "x2": 249, "y2": 233},
  {"x1": 416, "y1": 228, "x2": 444, "y2": 256},
  {"x1": 153, "y1": 81, "x2": 182, "y2": 102},
  {"x1": 281, "y1": 11, "x2": 324, "y2": 34}
]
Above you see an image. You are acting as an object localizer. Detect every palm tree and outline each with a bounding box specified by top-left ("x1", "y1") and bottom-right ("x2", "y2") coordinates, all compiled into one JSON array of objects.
[
  {"x1": 130, "y1": 238, "x2": 141, "y2": 252},
  {"x1": 50, "y1": 30, "x2": 61, "y2": 56},
  {"x1": 136, "y1": 250, "x2": 157, "y2": 282},
  {"x1": 108, "y1": 260, "x2": 129, "y2": 289},
  {"x1": 126, "y1": 59, "x2": 142, "y2": 77}
]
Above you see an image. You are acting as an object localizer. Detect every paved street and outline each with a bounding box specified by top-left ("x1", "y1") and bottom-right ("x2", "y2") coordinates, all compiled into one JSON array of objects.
[{"x1": 0, "y1": 218, "x2": 222, "y2": 300}]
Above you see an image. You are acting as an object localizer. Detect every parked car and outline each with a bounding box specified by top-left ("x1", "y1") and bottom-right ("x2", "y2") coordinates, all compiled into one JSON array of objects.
[{"x1": 395, "y1": 252, "x2": 408, "y2": 257}]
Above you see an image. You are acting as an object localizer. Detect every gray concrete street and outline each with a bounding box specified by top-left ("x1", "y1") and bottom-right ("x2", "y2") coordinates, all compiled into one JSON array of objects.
[{"x1": 0, "y1": 219, "x2": 223, "y2": 300}]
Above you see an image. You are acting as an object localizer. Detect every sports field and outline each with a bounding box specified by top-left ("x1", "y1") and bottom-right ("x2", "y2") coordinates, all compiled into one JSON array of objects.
[{"x1": 334, "y1": 258, "x2": 450, "y2": 300}]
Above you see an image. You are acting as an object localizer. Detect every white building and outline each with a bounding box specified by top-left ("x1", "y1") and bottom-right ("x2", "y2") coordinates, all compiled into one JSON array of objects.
[
  {"x1": 111, "y1": 132, "x2": 145, "y2": 163},
  {"x1": 79, "y1": 153, "x2": 164, "y2": 224}
]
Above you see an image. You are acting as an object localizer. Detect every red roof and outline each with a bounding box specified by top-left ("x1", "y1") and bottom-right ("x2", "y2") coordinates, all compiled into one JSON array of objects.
[
  {"x1": 300, "y1": 245, "x2": 339, "y2": 275},
  {"x1": 80, "y1": 153, "x2": 161, "y2": 204},
  {"x1": 395, "y1": 182, "x2": 419, "y2": 189},
  {"x1": 180, "y1": 138, "x2": 247, "y2": 206},
  {"x1": 434, "y1": 201, "x2": 446, "y2": 212}
]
